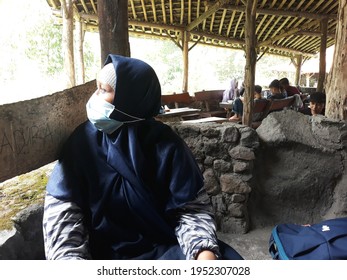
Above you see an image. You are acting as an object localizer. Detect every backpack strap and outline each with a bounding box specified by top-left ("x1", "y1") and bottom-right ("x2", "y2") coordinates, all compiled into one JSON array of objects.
[{"x1": 269, "y1": 226, "x2": 290, "y2": 260}]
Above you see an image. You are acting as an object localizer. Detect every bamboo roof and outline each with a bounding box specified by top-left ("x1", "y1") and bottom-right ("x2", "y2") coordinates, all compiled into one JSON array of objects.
[{"x1": 46, "y1": 0, "x2": 338, "y2": 58}]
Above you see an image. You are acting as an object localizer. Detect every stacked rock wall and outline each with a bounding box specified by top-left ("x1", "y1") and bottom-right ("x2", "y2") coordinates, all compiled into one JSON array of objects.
[{"x1": 171, "y1": 123, "x2": 259, "y2": 234}]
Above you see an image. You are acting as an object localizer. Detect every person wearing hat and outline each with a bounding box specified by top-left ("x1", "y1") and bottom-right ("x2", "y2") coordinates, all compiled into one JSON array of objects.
[
  {"x1": 42, "y1": 55, "x2": 243, "y2": 260},
  {"x1": 267, "y1": 79, "x2": 286, "y2": 100}
]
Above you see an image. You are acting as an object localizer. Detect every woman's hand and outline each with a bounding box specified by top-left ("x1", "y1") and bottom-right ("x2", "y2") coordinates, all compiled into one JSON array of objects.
[{"x1": 196, "y1": 250, "x2": 217, "y2": 260}]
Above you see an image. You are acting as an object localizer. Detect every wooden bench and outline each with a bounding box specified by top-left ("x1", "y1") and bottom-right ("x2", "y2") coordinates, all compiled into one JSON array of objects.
[
  {"x1": 161, "y1": 92, "x2": 193, "y2": 108},
  {"x1": 267, "y1": 96, "x2": 295, "y2": 114},
  {"x1": 160, "y1": 92, "x2": 200, "y2": 120},
  {"x1": 251, "y1": 97, "x2": 295, "y2": 128},
  {"x1": 251, "y1": 99, "x2": 270, "y2": 128},
  {"x1": 194, "y1": 90, "x2": 227, "y2": 118}
]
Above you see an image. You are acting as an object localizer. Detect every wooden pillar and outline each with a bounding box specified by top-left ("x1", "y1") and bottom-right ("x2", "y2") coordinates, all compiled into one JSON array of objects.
[
  {"x1": 325, "y1": 0, "x2": 347, "y2": 121},
  {"x1": 61, "y1": 0, "x2": 76, "y2": 88},
  {"x1": 98, "y1": 0, "x2": 130, "y2": 64},
  {"x1": 76, "y1": 19, "x2": 86, "y2": 84},
  {"x1": 317, "y1": 18, "x2": 328, "y2": 92},
  {"x1": 242, "y1": 0, "x2": 257, "y2": 127},
  {"x1": 292, "y1": 54, "x2": 303, "y2": 86},
  {"x1": 182, "y1": 31, "x2": 189, "y2": 93}
]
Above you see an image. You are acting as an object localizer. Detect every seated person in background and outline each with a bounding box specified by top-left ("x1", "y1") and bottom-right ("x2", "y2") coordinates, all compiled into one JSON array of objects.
[
  {"x1": 302, "y1": 92, "x2": 326, "y2": 116},
  {"x1": 239, "y1": 81, "x2": 245, "y2": 97},
  {"x1": 222, "y1": 78, "x2": 239, "y2": 102},
  {"x1": 279, "y1": 77, "x2": 301, "y2": 97},
  {"x1": 229, "y1": 85, "x2": 263, "y2": 122},
  {"x1": 267, "y1": 79, "x2": 286, "y2": 100}
]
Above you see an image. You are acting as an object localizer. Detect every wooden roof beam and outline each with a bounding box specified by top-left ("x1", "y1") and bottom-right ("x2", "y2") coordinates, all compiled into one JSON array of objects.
[
  {"x1": 129, "y1": 20, "x2": 185, "y2": 32},
  {"x1": 161, "y1": 0, "x2": 167, "y2": 24},
  {"x1": 151, "y1": 0, "x2": 157, "y2": 22},
  {"x1": 130, "y1": 0, "x2": 137, "y2": 19},
  {"x1": 47, "y1": 0, "x2": 58, "y2": 10},
  {"x1": 186, "y1": 0, "x2": 230, "y2": 31},
  {"x1": 79, "y1": 0, "x2": 89, "y2": 13},
  {"x1": 191, "y1": 30, "x2": 244, "y2": 45},
  {"x1": 298, "y1": 31, "x2": 335, "y2": 38},
  {"x1": 90, "y1": 0, "x2": 97, "y2": 14},
  {"x1": 225, "y1": 5, "x2": 337, "y2": 20},
  {"x1": 262, "y1": 45, "x2": 316, "y2": 57},
  {"x1": 259, "y1": 20, "x2": 319, "y2": 47}
]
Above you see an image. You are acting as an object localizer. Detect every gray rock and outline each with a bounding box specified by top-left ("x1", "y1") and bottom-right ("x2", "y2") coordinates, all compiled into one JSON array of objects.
[
  {"x1": 222, "y1": 126, "x2": 240, "y2": 143},
  {"x1": 220, "y1": 174, "x2": 252, "y2": 194},
  {"x1": 229, "y1": 146, "x2": 255, "y2": 161},
  {"x1": 213, "y1": 159, "x2": 232, "y2": 174},
  {"x1": 203, "y1": 169, "x2": 220, "y2": 195},
  {"x1": 239, "y1": 126, "x2": 259, "y2": 148},
  {"x1": 233, "y1": 160, "x2": 252, "y2": 173}
]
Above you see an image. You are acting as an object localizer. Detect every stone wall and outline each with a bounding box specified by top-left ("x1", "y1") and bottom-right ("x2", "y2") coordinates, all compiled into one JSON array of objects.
[
  {"x1": 252, "y1": 110, "x2": 347, "y2": 227},
  {"x1": 171, "y1": 122, "x2": 259, "y2": 234},
  {"x1": 0, "y1": 80, "x2": 96, "y2": 182}
]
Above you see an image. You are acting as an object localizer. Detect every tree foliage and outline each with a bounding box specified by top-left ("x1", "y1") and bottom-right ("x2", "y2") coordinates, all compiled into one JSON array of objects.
[{"x1": 26, "y1": 20, "x2": 64, "y2": 76}]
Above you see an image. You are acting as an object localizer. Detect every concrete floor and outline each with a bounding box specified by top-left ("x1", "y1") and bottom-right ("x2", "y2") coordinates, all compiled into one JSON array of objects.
[{"x1": 218, "y1": 227, "x2": 273, "y2": 260}]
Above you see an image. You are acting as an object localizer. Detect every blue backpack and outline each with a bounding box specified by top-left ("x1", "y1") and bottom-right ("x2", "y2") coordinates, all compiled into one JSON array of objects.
[{"x1": 269, "y1": 217, "x2": 347, "y2": 260}]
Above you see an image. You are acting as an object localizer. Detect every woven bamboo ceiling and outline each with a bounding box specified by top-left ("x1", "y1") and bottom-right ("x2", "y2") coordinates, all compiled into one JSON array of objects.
[{"x1": 46, "y1": 0, "x2": 338, "y2": 58}]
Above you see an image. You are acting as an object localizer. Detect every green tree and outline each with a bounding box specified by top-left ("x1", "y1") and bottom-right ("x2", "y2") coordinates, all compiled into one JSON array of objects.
[{"x1": 26, "y1": 19, "x2": 63, "y2": 76}]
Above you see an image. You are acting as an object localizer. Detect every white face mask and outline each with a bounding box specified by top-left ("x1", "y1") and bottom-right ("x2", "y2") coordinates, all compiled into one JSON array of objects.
[{"x1": 86, "y1": 94, "x2": 144, "y2": 134}]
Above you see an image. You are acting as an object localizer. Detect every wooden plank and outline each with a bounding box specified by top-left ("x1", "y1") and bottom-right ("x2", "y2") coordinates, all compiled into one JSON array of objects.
[
  {"x1": 186, "y1": 0, "x2": 229, "y2": 31},
  {"x1": 194, "y1": 90, "x2": 224, "y2": 102},
  {"x1": 90, "y1": 0, "x2": 97, "y2": 14},
  {"x1": 130, "y1": 0, "x2": 137, "y2": 19},
  {"x1": 0, "y1": 81, "x2": 96, "y2": 183},
  {"x1": 151, "y1": 0, "x2": 157, "y2": 22},
  {"x1": 180, "y1": 0, "x2": 184, "y2": 24},
  {"x1": 161, "y1": 0, "x2": 166, "y2": 23},
  {"x1": 161, "y1": 92, "x2": 192, "y2": 107},
  {"x1": 181, "y1": 117, "x2": 228, "y2": 124},
  {"x1": 233, "y1": 11, "x2": 244, "y2": 38},
  {"x1": 224, "y1": 4, "x2": 337, "y2": 20},
  {"x1": 140, "y1": 0, "x2": 147, "y2": 21},
  {"x1": 227, "y1": 10, "x2": 236, "y2": 36},
  {"x1": 259, "y1": 20, "x2": 319, "y2": 47},
  {"x1": 218, "y1": 9, "x2": 227, "y2": 35}
]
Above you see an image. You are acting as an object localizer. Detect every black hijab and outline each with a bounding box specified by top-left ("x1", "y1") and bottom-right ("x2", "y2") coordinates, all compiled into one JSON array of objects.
[{"x1": 46, "y1": 55, "x2": 204, "y2": 259}]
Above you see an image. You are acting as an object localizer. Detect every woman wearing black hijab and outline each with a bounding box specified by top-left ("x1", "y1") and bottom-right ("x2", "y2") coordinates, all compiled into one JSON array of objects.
[{"x1": 43, "y1": 55, "x2": 243, "y2": 260}]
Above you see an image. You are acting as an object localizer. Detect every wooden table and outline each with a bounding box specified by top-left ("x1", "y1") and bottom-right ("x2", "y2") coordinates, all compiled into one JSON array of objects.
[
  {"x1": 181, "y1": 116, "x2": 228, "y2": 124},
  {"x1": 219, "y1": 101, "x2": 233, "y2": 118},
  {"x1": 219, "y1": 101, "x2": 234, "y2": 109},
  {"x1": 155, "y1": 107, "x2": 201, "y2": 121}
]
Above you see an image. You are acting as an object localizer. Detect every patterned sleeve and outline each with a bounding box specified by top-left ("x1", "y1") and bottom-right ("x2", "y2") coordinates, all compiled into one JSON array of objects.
[
  {"x1": 42, "y1": 193, "x2": 91, "y2": 260},
  {"x1": 175, "y1": 188, "x2": 221, "y2": 260}
]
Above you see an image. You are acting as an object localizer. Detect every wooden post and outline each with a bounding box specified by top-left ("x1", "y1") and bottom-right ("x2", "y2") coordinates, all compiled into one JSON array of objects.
[
  {"x1": 61, "y1": 0, "x2": 76, "y2": 88},
  {"x1": 76, "y1": 18, "x2": 86, "y2": 84},
  {"x1": 292, "y1": 54, "x2": 303, "y2": 86},
  {"x1": 97, "y1": 0, "x2": 130, "y2": 64},
  {"x1": 325, "y1": 0, "x2": 347, "y2": 121},
  {"x1": 317, "y1": 18, "x2": 328, "y2": 92},
  {"x1": 242, "y1": 0, "x2": 257, "y2": 127},
  {"x1": 182, "y1": 31, "x2": 189, "y2": 93}
]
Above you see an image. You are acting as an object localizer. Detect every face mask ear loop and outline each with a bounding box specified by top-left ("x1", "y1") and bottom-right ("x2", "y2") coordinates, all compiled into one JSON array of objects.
[{"x1": 112, "y1": 108, "x2": 145, "y2": 121}]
